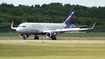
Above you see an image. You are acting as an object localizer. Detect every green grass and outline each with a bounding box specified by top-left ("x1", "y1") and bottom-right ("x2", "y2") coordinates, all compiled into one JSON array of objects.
[
  {"x1": 0, "y1": 32, "x2": 105, "y2": 37},
  {"x1": 59, "y1": 33, "x2": 105, "y2": 37},
  {"x1": 0, "y1": 32, "x2": 19, "y2": 37},
  {"x1": 0, "y1": 42, "x2": 105, "y2": 59}
]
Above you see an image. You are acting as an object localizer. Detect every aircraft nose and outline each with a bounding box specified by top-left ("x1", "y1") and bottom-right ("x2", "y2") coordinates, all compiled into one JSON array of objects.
[
  {"x1": 16, "y1": 28, "x2": 21, "y2": 32},
  {"x1": 16, "y1": 28, "x2": 25, "y2": 33}
]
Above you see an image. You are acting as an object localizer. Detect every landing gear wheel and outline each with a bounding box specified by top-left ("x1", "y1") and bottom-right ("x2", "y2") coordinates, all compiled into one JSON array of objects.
[
  {"x1": 22, "y1": 34, "x2": 27, "y2": 40},
  {"x1": 34, "y1": 35, "x2": 39, "y2": 40},
  {"x1": 51, "y1": 37, "x2": 56, "y2": 40},
  {"x1": 20, "y1": 34, "x2": 30, "y2": 40}
]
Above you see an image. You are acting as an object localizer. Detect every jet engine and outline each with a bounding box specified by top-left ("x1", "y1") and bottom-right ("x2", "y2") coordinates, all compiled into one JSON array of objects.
[{"x1": 46, "y1": 32, "x2": 57, "y2": 40}]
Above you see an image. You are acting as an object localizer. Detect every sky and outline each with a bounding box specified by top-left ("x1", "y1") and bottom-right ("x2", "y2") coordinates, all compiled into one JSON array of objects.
[{"x1": 0, "y1": 0, "x2": 105, "y2": 7}]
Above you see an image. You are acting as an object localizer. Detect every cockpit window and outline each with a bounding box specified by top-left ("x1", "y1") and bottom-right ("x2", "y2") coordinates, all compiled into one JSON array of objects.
[
  {"x1": 23, "y1": 26, "x2": 26, "y2": 27},
  {"x1": 19, "y1": 26, "x2": 26, "y2": 28}
]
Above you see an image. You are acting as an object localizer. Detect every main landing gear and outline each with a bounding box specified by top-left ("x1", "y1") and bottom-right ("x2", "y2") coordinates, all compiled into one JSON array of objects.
[
  {"x1": 34, "y1": 35, "x2": 39, "y2": 40},
  {"x1": 51, "y1": 37, "x2": 56, "y2": 40}
]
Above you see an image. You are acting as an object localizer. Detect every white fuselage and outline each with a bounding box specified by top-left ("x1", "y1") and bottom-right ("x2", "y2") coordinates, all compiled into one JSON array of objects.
[{"x1": 16, "y1": 22, "x2": 66, "y2": 34}]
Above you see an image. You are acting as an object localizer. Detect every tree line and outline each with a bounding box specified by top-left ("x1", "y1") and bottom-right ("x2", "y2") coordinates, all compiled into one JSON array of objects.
[{"x1": 0, "y1": 3, "x2": 105, "y2": 28}]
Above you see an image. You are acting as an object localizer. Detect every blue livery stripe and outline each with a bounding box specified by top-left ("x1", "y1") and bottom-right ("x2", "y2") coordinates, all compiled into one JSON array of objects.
[{"x1": 63, "y1": 8, "x2": 74, "y2": 28}]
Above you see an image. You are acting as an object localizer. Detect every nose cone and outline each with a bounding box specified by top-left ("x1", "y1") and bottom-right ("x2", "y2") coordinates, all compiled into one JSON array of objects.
[
  {"x1": 16, "y1": 28, "x2": 26, "y2": 33},
  {"x1": 16, "y1": 28, "x2": 21, "y2": 32}
]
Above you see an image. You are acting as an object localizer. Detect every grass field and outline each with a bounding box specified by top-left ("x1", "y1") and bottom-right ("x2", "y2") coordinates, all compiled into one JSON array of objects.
[
  {"x1": 0, "y1": 32, "x2": 105, "y2": 40},
  {"x1": 0, "y1": 32, "x2": 105, "y2": 59},
  {"x1": 0, "y1": 32, "x2": 105, "y2": 37},
  {"x1": 0, "y1": 42, "x2": 105, "y2": 59}
]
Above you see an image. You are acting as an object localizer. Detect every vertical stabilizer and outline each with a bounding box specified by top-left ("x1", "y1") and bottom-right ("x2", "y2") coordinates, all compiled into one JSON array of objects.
[{"x1": 63, "y1": 8, "x2": 74, "y2": 28}]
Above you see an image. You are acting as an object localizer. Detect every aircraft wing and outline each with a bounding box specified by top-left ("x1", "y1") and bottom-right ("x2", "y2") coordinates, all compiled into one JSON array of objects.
[
  {"x1": 43, "y1": 22, "x2": 96, "y2": 33},
  {"x1": 43, "y1": 28, "x2": 90, "y2": 33}
]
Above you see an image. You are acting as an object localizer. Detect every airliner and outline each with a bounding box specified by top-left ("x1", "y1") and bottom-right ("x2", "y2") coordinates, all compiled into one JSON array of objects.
[{"x1": 11, "y1": 8, "x2": 96, "y2": 40}]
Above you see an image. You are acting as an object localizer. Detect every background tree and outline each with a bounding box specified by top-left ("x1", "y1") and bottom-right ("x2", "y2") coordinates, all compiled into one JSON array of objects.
[{"x1": 0, "y1": 3, "x2": 104, "y2": 29}]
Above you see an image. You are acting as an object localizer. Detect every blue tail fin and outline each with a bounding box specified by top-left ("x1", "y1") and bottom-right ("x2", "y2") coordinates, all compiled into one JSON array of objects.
[{"x1": 63, "y1": 8, "x2": 74, "y2": 28}]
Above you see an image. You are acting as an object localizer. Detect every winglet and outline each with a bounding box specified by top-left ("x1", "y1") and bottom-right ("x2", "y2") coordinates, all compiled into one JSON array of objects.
[
  {"x1": 11, "y1": 21, "x2": 14, "y2": 27},
  {"x1": 11, "y1": 21, "x2": 17, "y2": 29},
  {"x1": 92, "y1": 22, "x2": 96, "y2": 29}
]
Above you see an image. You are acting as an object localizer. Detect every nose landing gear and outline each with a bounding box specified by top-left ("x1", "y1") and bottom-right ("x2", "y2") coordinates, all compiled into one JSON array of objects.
[{"x1": 20, "y1": 34, "x2": 30, "y2": 40}]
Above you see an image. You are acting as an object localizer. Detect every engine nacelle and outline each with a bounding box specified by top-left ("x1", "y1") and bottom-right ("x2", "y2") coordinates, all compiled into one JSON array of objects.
[{"x1": 46, "y1": 32, "x2": 57, "y2": 38}]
